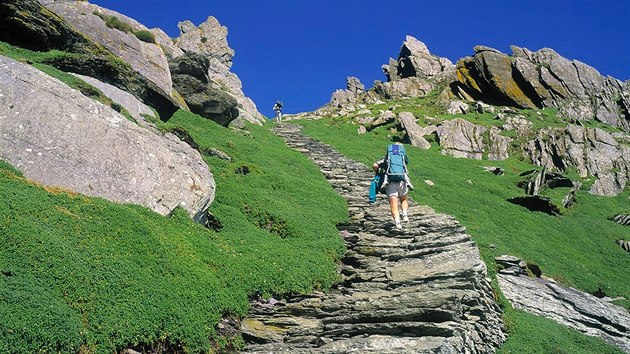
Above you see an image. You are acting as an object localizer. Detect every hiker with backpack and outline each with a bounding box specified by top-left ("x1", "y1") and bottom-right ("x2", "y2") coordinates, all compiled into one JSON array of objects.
[
  {"x1": 372, "y1": 142, "x2": 414, "y2": 230},
  {"x1": 273, "y1": 100, "x2": 283, "y2": 122}
]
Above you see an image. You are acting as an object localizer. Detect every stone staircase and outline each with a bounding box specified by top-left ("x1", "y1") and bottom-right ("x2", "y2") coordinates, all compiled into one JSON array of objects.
[{"x1": 240, "y1": 124, "x2": 505, "y2": 353}]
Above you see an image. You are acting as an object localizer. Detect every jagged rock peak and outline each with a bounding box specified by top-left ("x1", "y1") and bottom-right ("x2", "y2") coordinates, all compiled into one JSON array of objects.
[
  {"x1": 453, "y1": 44, "x2": 630, "y2": 132},
  {"x1": 400, "y1": 35, "x2": 430, "y2": 56},
  {"x1": 176, "y1": 16, "x2": 234, "y2": 69},
  {"x1": 383, "y1": 35, "x2": 454, "y2": 82}
]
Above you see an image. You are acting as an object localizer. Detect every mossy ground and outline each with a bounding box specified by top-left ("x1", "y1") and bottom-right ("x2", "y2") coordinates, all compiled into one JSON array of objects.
[
  {"x1": 296, "y1": 103, "x2": 629, "y2": 353},
  {"x1": 0, "y1": 111, "x2": 347, "y2": 353}
]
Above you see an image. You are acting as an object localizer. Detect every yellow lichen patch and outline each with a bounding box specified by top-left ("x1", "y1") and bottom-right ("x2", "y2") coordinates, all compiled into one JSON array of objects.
[
  {"x1": 456, "y1": 65, "x2": 481, "y2": 93},
  {"x1": 43, "y1": 185, "x2": 80, "y2": 197},
  {"x1": 172, "y1": 89, "x2": 189, "y2": 110},
  {"x1": 54, "y1": 205, "x2": 80, "y2": 219}
]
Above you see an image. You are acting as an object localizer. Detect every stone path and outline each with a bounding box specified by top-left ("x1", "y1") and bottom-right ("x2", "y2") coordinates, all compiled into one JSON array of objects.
[{"x1": 240, "y1": 124, "x2": 505, "y2": 353}]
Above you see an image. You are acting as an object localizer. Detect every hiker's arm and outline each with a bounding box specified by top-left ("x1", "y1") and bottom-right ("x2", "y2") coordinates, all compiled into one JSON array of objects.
[{"x1": 373, "y1": 158, "x2": 385, "y2": 173}]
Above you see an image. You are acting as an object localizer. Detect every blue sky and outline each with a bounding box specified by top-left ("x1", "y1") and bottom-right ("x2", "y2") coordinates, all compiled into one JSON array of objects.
[{"x1": 90, "y1": 0, "x2": 630, "y2": 118}]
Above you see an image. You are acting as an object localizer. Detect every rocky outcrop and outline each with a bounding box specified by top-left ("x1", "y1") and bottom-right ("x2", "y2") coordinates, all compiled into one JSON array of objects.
[
  {"x1": 70, "y1": 73, "x2": 158, "y2": 125},
  {"x1": 382, "y1": 35, "x2": 454, "y2": 82},
  {"x1": 399, "y1": 112, "x2": 431, "y2": 149},
  {"x1": 174, "y1": 17, "x2": 264, "y2": 125},
  {"x1": 453, "y1": 45, "x2": 630, "y2": 132},
  {"x1": 377, "y1": 36, "x2": 454, "y2": 100},
  {"x1": 240, "y1": 124, "x2": 505, "y2": 353},
  {"x1": 45, "y1": 1, "x2": 180, "y2": 110},
  {"x1": 0, "y1": 0, "x2": 105, "y2": 54},
  {"x1": 0, "y1": 55, "x2": 215, "y2": 222},
  {"x1": 498, "y1": 273, "x2": 630, "y2": 353},
  {"x1": 330, "y1": 76, "x2": 368, "y2": 108},
  {"x1": 436, "y1": 119, "x2": 486, "y2": 159},
  {"x1": 525, "y1": 125, "x2": 630, "y2": 196},
  {"x1": 169, "y1": 53, "x2": 239, "y2": 126}
]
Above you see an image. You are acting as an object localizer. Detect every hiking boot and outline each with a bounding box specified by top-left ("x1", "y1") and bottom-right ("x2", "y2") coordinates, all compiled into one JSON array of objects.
[
  {"x1": 395, "y1": 220, "x2": 402, "y2": 230},
  {"x1": 402, "y1": 214, "x2": 409, "y2": 222}
]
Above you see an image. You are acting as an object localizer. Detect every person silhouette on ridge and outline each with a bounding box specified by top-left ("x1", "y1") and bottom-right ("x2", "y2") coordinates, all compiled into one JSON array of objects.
[{"x1": 273, "y1": 100, "x2": 283, "y2": 122}]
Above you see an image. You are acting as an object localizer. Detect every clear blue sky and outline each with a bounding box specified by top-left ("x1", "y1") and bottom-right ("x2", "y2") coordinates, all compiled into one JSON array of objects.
[{"x1": 90, "y1": 0, "x2": 630, "y2": 118}]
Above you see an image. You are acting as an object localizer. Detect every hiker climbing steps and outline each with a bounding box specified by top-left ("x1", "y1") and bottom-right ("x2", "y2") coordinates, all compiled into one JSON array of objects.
[{"x1": 240, "y1": 123, "x2": 505, "y2": 353}]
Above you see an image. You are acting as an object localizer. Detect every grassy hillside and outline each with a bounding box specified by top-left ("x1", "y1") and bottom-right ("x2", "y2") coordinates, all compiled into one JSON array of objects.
[
  {"x1": 0, "y1": 112, "x2": 347, "y2": 353},
  {"x1": 297, "y1": 111, "x2": 629, "y2": 353}
]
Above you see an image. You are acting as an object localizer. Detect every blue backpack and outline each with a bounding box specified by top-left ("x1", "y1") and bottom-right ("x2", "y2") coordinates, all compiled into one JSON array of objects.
[{"x1": 386, "y1": 144, "x2": 407, "y2": 182}]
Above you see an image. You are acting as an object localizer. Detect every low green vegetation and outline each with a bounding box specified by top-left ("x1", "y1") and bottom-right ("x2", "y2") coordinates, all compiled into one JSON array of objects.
[
  {"x1": 134, "y1": 30, "x2": 156, "y2": 44},
  {"x1": 93, "y1": 12, "x2": 156, "y2": 44},
  {"x1": 0, "y1": 111, "x2": 347, "y2": 352},
  {"x1": 296, "y1": 109, "x2": 629, "y2": 353}
]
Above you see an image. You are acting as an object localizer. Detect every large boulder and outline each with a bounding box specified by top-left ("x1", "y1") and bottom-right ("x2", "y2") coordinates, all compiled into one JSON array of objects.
[
  {"x1": 436, "y1": 119, "x2": 486, "y2": 159},
  {"x1": 45, "y1": 1, "x2": 177, "y2": 104},
  {"x1": 382, "y1": 35, "x2": 454, "y2": 81},
  {"x1": 174, "y1": 17, "x2": 264, "y2": 125},
  {"x1": 398, "y1": 112, "x2": 431, "y2": 149},
  {"x1": 0, "y1": 55, "x2": 215, "y2": 222},
  {"x1": 524, "y1": 125, "x2": 630, "y2": 196},
  {"x1": 453, "y1": 45, "x2": 630, "y2": 132},
  {"x1": 70, "y1": 73, "x2": 158, "y2": 125},
  {"x1": 36, "y1": 1, "x2": 183, "y2": 119},
  {"x1": 169, "y1": 53, "x2": 239, "y2": 126},
  {"x1": 498, "y1": 273, "x2": 630, "y2": 353},
  {"x1": 376, "y1": 36, "x2": 454, "y2": 100}
]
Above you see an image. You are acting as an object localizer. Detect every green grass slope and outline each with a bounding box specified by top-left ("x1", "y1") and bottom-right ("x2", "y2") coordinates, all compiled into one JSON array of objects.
[
  {"x1": 297, "y1": 113, "x2": 629, "y2": 354},
  {"x1": 0, "y1": 112, "x2": 347, "y2": 353}
]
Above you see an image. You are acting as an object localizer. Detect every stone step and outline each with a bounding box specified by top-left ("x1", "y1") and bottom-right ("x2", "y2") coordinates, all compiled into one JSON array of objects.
[{"x1": 240, "y1": 124, "x2": 505, "y2": 353}]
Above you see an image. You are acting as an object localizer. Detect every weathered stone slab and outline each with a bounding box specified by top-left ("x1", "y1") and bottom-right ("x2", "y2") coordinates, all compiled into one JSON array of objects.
[
  {"x1": 498, "y1": 273, "x2": 630, "y2": 353},
  {"x1": 0, "y1": 55, "x2": 214, "y2": 221}
]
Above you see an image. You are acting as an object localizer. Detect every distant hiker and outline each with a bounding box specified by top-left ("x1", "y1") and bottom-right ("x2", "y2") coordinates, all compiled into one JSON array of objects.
[
  {"x1": 273, "y1": 100, "x2": 283, "y2": 122},
  {"x1": 373, "y1": 142, "x2": 414, "y2": 230}
]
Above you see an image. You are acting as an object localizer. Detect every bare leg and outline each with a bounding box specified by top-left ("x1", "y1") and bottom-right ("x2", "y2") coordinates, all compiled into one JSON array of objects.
[
  {"x1": 389, "y1": 196, "x2": 399, "y2": 221},
  {"x1": 400, "y1": 194, "x2": 408, "y2": 215}
]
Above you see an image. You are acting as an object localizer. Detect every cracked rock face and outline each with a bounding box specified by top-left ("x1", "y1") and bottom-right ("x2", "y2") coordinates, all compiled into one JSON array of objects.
[
  {"x1": 240, "y1": 124, "x2": 505, "y2": 353},
  {"x1": 498, "y1": 274, "x2": 630, "y2": 353},
  {"x1": 453, "y1": 45, "x2": 630, "y2": 132},
  {"x1": 45, "y1": 1, "x2": 175, "y2": 103},
  {"x1": 524, "y1": 125, "x2": 630, "y2": 196},
  {"x1": 0, "y1": 55, "x2": 215, "y2": 221},
  {"x1": 174, "y1": 16, "x2": 264, "y2": 125}
]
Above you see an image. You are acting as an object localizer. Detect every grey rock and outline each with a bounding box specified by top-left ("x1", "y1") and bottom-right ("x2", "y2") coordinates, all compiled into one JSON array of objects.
[
  {"x1": 447, "y1": 100, "x2": 469, "y2": 115},
  {"x1": 70, "y1": 73, "x2": 157, "y2": 124},
  {"x1": 46, "y1": 1, "x2": 175, "y2": 103},
  {"x1": 453, "y1": 45, "x2": 630, "y2": 132},
  {"x1": 488, "y1": 126, "x2": 511, "y2": 160},
  {"x1": 612, "y1": 214, "x2": 630, "y2": 226},
  {"x1": 357, "y1": 126, "x2": 367, "y2": 135},
  {"x1": 205, "y1": 148, "x2": 232, "y2": 162},
  {"x1": 169, "y1": 53, "x2": 239, "y2": 126},
  {"x1": 174, "y1": 16, "x2": 264, "y2": 125},
  {"x1": 346, "y1": 76, "x2": 365, "y2": 94},
  {"x1": 436, "y1": 119, "x2": 486, "y2": 159},
  {"x1": 373, "y1": 77, "x2": 434, "y2": 100},
  {"x1": 0, "y1": 55, "x2": 214, "y2": 221},
  {"x1": 562, "y1": 181, "x2": 581, "y2": 209},
  {"x1": 150, "y1": 28, "x2": 184, "y2": 59},
  {"x1": 525, "y1": 125, "x2": 630, "y2": 196},
  {"x1": 368, "y1": 110, "x2": 396, "y2": 130},
  {"x1": 399, "y1": 112, "x2": 431, "y2": 149},
  {"x1": 498, "y1": 273, "x2": 630, "y2": 353},
  {"x1": 502, "y1": 115, "x2": 533, "y2": 136}
]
